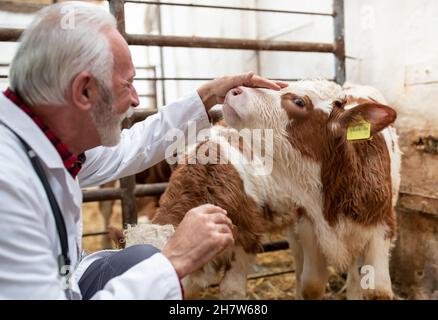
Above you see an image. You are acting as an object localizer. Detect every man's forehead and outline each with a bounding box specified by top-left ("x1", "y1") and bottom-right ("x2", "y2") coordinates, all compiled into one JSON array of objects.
[{"x1": 105, "y1": 28, "x2": 134, "y2": 73}]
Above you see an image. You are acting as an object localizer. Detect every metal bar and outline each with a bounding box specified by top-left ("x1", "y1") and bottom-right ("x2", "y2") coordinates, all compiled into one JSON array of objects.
[
  {"x1": 109, "y1": 0, "x2": 126, "y2": 35},
  {"x1": 124, "y1": 1, "x2": 334, "y2": 17},
  {"x1": 126, "y1": 33, "x2": 335, "y2": 52},
  {"x1": 151, "y1": 66, "x2": 158, "y2": 109},
  {"x1": 0, "y1": 28, "x2": 22, "y2": 42},
  {"x1": 82, "y1": 187, "x2": 123, "y2": 202},
  {"x1": 118, "y1": 113, "x2": 139, "y2": 226},
  {"x1": 0, "y1": 29, "x2": 335, "y2": 53},
  {"x1": 138, "y1": 94, "x2": 156, "y2": 97},
  {"x1": 82, "y1": 182, "x2": 167, "y2": 203},
  {"x1": 333, "y1": 0, "x2": 346, "y2": 84},
  {"x1": 2, "y1": 63, "x2": 156, "y2": 69},
  {"x1": 133, "y1": 77, "x2": 331, "y2": 82},
  {"x1": 83, "y1": 231, "x2": 109, "y2": 237},
  {"x1": 109, "y1": 0, "x2": 138, "y2": 228},
  {"x1": 120, "y1": 176, "x2": 138, "y2": 227},
  {"x1": 262, "y1": 240, "x2": 290, "y2": 252},
  {"x1": 135, "y1": 182, "x2": 168, "y2": 197},
  {"x1": 157, "y1": 0, "x2": 167, "y2": 106},
  {"x1": 0, "y1": 1, "x2": 45, "y2": 14},
  {"x1": 135, "y1": 66, "x2": 157, "y2": 70},
  {"x1": 0, "y1": 75, "x2": 332, "y2": 82}
]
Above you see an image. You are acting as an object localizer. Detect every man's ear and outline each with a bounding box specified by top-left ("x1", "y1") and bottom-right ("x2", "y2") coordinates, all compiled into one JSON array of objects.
[
  {"x1": 340, "y1": 103, "x2": 397, "y2": 135},
  {"x1": 70, "y1": 71, "x2": 98, "y2": 111}
]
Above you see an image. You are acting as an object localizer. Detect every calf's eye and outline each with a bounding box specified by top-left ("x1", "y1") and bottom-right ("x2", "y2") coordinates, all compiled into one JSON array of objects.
[{"x1": 294, "y1": 98, "x2": 305, "y2": 108}]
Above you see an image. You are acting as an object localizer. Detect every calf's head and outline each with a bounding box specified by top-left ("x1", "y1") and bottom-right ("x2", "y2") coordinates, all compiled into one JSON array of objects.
[{"x1": 223, "y1": 80, "x2": 397, "y2": 163}]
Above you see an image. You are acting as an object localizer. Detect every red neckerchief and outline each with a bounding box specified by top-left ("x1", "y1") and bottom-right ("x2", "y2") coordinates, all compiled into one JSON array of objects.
[{"x1": 3, "y1": 88, "x2": 85, "y2": 178}]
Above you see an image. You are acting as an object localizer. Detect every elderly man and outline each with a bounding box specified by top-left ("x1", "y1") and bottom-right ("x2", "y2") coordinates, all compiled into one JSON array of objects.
[{"x1": 0, "y1": 2, "x2": 286, "y2": 299}]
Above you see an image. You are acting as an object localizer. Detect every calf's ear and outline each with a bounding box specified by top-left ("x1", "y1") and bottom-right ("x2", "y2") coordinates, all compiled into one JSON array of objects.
[{"x1": 340, "y1": 103, "x2": 397, "y2": 135}]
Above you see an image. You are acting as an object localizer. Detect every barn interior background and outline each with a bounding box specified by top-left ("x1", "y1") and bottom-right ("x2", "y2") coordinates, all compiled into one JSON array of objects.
[{"x1": 0, "y1": 0, "x2": 436, "y2": 299}]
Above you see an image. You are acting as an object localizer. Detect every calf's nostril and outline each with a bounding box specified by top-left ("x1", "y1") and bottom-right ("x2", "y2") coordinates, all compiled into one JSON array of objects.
[{"x1": 232, "y1": 88, "x2": 243, "y2": 96}]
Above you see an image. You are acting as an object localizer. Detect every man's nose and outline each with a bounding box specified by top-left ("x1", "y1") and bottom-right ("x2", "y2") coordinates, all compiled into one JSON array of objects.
[{"x1": 131, "y1": 86, "x2": 140, "y2": 108}]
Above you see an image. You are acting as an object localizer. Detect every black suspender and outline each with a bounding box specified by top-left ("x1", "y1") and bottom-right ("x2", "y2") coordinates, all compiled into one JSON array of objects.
[{"x1": 3, "y1": 124, "x2": 70, "y2": 276}]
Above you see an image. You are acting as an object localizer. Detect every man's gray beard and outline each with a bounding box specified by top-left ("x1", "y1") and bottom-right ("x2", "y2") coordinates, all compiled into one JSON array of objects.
[{"x1": 90, "y1": 82, "x2": 126, "y2": 147}]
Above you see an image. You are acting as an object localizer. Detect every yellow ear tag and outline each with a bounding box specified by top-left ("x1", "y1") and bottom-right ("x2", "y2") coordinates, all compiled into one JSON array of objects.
[{"x1": 347, "y1": 118, "x2": 371, "y2": 141}]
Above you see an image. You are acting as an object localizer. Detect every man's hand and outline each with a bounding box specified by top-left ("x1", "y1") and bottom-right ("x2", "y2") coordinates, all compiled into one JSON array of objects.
[
  {"x1": 161, "y1": 204, "x2": 235, "y2": 279},
  {"x1": 197, "y1": 72, "x2": 289, "y2": 111}
]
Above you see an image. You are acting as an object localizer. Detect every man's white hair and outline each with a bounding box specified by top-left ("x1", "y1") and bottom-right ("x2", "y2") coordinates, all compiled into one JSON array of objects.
[{"x1": 9, "y1": 1, "x2": 117, "y2": 106}]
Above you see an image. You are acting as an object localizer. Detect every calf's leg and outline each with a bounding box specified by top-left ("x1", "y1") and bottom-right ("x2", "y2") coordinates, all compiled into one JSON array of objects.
[
  {"x1": 297, "y1": 218, "x2": 328, "y2": 300},
  {"x1": 361, "y1": 227, "x2": 394, "y2": 300},
  {"x1": 287, "y1": 227, "x2": 304, "y2": 299}
]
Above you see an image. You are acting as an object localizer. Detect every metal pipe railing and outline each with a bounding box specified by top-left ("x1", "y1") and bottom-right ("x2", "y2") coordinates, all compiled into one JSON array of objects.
[
  {"x1": 124, "y1": 1, "x2": 334, "y2": 17},
  {"x1": 132, "y1": 77, "x2": 332, "y2": 82},
  {"x1": 0, "y1": 28, "x2": 21, "y2": 42},
  {"x1": 125, "y1": 33, "x2": 335, "y2": 52},
  {"x1": 0, "y1": 75, "x2": 334, "y2": 82},
  {"x1": 82, "y1": 182, "x2": 168, "y2": 202},
  {"x1": 333, "y1": 0, "x2": 346, "y2": 84}
]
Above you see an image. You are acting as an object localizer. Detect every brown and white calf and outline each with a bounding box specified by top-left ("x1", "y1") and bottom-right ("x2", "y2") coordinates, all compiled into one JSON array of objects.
[{"x1": 128, "y1": 80, "x2": 400, "y2": 299}]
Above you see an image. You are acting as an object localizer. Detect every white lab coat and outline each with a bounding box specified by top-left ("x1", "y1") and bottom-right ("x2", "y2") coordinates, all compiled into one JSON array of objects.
[{"x1": 0, "y1": 91, "x2": 210, "y2": 299}]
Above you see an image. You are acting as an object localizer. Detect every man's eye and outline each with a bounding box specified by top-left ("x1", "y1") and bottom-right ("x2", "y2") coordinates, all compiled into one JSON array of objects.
[{"x1": 294, "y1": 98, "x2": 305, "y2": 108}]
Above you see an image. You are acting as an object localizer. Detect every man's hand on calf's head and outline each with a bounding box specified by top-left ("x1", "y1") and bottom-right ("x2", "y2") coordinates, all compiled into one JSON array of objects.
[
  {"x1": 197, "y1": 72, "x2": 289, "y2": 111},
  {"x1": 161, "y1": 204, "x2": 235, "y2": 279}
]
